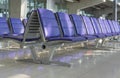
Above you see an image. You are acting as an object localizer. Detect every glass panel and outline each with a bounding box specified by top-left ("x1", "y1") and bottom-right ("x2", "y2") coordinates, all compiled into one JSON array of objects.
[
  {"x1": 0, "y1": 0, "x2": 9, "y2": 17},
  {"x1": 27, "y1": 0, "x2": 45, "y2": 12},
  {"x1": 56, "y1": 0, "x2": 68, "y2": 13},
  {"x1": 27, "y1": 0, "x2": 35, "y2": 11},
  {"x1": 26, "y1": 0, "x2": 46, "y2": 18}
]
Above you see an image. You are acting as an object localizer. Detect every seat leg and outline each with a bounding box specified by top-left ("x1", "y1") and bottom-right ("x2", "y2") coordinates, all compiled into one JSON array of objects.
[
  {"x1": 19, "y1": 44, "x2": 71, "y2": 67},
  {"x1": 29, "y1": 45, "x2": 41, "y2": 63},
  {"x1": 82, "y1": 39, "x2": 112, "y2": 50},
  {"x1": 41, "y1": 44, "x2": 71, "y2": 67},
  {"x1": 100, "y1": 39, "x2": 106, "y2": 47},
  {"x1": 49, "y1": 47, "x2": 57, "y2": 61},
  {"x1": 95, "y1": 39, "x2": 102, "y2": 48}
]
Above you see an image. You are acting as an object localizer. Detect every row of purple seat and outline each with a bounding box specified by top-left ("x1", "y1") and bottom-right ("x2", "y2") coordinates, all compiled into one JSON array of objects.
[
  {"x1": 0, "y1": 18, "x2": 24, "y2": 35},
  {"x1": 37, "y1": 9, "x2": 120, "y2": 43},
  {"x1": 31, "y1": 8, "x2": 120, "y2": 66},
  {"x1": 0, "y1": 17, "x2": 37, "y2": 42},
  {"x1": 1, "y1": 8, "x2": 119, "y2": 43},
  {"x1": 0, "y1": 8, "x2": 120, "y2": 66}
]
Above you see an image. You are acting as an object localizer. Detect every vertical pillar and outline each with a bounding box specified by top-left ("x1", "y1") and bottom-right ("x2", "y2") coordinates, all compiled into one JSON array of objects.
[
  {"x1": 9, "y1": 0, "x2": 27, "y2": 19},
  {"x1": 113, "y1": 0, "x2": 117, "y2": 21},
  {"x1": 21, "y1": 0, "x2": 28, "y2": 19}
]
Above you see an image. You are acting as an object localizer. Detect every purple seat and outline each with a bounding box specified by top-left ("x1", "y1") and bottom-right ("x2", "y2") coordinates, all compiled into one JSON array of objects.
[
  {"x1": 0, "y1": 17, "x2": 10, "y2": 36},
  {"x1": 112, "y1": 21, "x2": 120, "y2": 34},
  {"x1": 81, "y1": 16, "x2": 98, "y2": 39},
  {"x1": 56, "y1": 12, "x2": 86, "y2": 42},
  {"x1": 0, "y1": 17, "x2": 38, "y2": 42},
  {"x1": 107, "y1": 20, "x2": 118, "y2": 36},
  {"x1": 8, "y1": 18, "x2": 24, "y2": 35},
  {"x1": 103, "y1": 19, "x2": 116, "y2": 36},
  {"x1": 37, "y1": 9, "x2": 71, "y2": 41},
  {"x1": 38, "y1": 8, "x2": 86, "y2": 42},
  {"x1": 107, "y1": 20, "x2": 117, "y2": 34},
  {"x1": 90, "y1": 17, "x2": 106, "y2": 38},
  {"x1": 70, "y1": 14, "x2": 86, "y2": 36},
  {"x1": 38, "y1": 9, "x2": 61, "y2": 39},
  {"x1": 70, "y1": 14, "x2": 96, "y2": 40},
  {"x1": 98, "y1": 18, "x2": 112, "y2": 37}
]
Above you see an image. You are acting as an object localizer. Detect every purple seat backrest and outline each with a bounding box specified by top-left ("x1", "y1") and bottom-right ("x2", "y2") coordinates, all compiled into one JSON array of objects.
[
  {"x1": 9, "y1": 18, "x2": 24, "y2": 34},
  {"x1": 98, "y1": 19, "x2": 108, "y2": 34},
  {"x1": 90, "y1": 17, "x2": 103, "y2": 34},
  {"x1": 81, "y1": 16, "x2": 95, "y2": 35},
  {"x1": 116, "y1": 21, "x2": 120, "y2": 30},
  {"x1": 38, "y1": 8, "x2": 61, "y2": 38},
  {"x1": 0, "y1": 17, "x2": 10, "y2": 35},
  {"x1": 70, "y1": 14, "x2": 87, "y2": 36},
  {"x1": 107, "y1": 20, "x2": 116, "y2": 33},
  {"x1": 56, "y1": 12, "x2": 75, "y2": 37},
  {"x1": 103, "y1": 19, "x2": 112, "y2": 33},
  {"x1": 112, "y1": 21, "x2": 120, "y2": 33}
]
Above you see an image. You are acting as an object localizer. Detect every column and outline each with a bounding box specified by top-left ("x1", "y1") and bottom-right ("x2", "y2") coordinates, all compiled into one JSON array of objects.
[
  {"x1": 113, "y1": 0, "x2": 118, "y2": 21},
  {"x1": 9, "y1": 0, "x2": 27, "y2": 19}
]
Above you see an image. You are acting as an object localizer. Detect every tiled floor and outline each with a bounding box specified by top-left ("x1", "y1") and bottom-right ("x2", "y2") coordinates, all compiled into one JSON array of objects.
[{"x1": 0, "y1": 42, "x2": 120, "y2": 78}]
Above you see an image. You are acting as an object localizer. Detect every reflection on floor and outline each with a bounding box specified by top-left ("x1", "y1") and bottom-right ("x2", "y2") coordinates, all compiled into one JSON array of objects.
[{"x1": 0, "y1": 42, "x2": 120, "y2": 78}]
